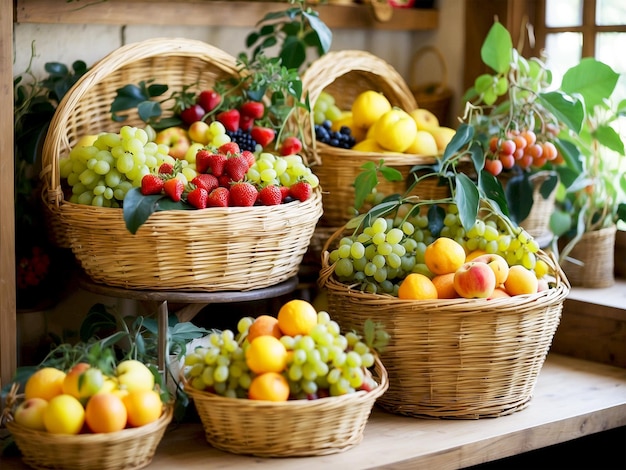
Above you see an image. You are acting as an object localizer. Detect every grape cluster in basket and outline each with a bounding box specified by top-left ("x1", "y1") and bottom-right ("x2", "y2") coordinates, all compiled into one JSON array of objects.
[{"x1": 183, "y1": 300, "x2": 388, "y2": 401}]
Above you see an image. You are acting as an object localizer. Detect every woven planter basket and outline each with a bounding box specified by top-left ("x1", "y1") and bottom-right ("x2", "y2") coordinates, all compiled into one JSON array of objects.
[
  {"x1": 40, "y1": 37, "x2": 243, "y2": 249},
  {"x1": 561, "y1": 224, "x2": 616, "y2": 288},
  {"x1": 409, "y1": 46, "x2": 454, "y2": 126},
  {"x1": 2, "y1": 393, "x2": 173, "y2": 470},
  {"x1": 300, "y1": 50, "x2": 438, "y2": 227},
  {"x1": 39, "y1": 38, "x2": 323, "y2": 291},
  {"x1": 183, "y1": 357, "x2": 388, "y2": 457},
  {"x1": 318, "y1": 228, "x2": 570, "y2": 419}
]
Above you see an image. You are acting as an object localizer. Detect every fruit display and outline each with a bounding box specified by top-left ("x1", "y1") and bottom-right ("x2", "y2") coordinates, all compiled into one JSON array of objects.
[
  {"x1": 10, "y1": 359, "x2": 165, "y2": 435},
  {"x1": 182, "y1": 299, "x2": 387, "y2": 401},
  {"x1": 313, "y1": 89, "x2": 456, "y2": 157},
  {"x1": 327, "y1": 201, "x2": 551, "y2": 298}
]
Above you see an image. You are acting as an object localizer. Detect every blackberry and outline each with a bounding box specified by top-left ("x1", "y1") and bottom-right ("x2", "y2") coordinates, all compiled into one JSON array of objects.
[
  {"x1": 314, "y1": 121, "x2": 356, "y2": 149},
  {"x1": 226, "y1": 128, "x2": 258, "y2": 152}
]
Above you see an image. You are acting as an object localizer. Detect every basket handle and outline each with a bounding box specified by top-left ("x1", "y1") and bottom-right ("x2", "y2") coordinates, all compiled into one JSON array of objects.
[{"x1": 409, "y1": 45, "x2": 449, "y2": 90}]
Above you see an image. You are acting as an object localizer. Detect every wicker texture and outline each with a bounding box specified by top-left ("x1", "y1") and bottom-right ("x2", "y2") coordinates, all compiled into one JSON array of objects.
[
  {"x1": 39, "y1": 38, "x2": 323, "y2": 291},
  {"x1": 561, "y1": 224, "x2": 616, "y2": 288},
  {"x1": 184, "y1": 357, "x2": 388, "y2": 457},
  {"x1": 300, "y1": 50, "x2": 437, "y2": 227},
  {"x1": 409, "y1": 46, "x2": 454, "y2": 126},
  {"x1": 4, "y1": 403, "x2": 173, "y2": 470},
  {"x1": 319, "y1": 229, "x2": 570, "y2": 419}
]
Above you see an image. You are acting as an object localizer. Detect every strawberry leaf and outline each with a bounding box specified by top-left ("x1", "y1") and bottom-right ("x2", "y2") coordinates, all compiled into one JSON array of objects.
[{"x1": 123, "y1": 188, "x2": 163, "y2": 235}]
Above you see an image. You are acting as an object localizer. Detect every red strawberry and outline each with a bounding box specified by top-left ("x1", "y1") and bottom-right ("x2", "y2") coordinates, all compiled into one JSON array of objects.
[
  {"x1": 239, "y1": 114, "x2": 255, "y2": 131},
  {"x1": 241, "y1": 150, "x2": 256, "y2": 167},
  {"x1": 141, "y1": 174, "x2": 164, "y2": 195},
  {"x1": 197, "y1": 150, "x2": 227, "y2": 176},
  {"x1": 163, "y1": 178, "x2": 185, "y2": 202},
  {"x1": 197, "y1": 90, "x2": 221, "y2": 113},
  {"x1": 239, "y1": 101, "x2": 265, "y2": 120},
  {"x1": 279, "y1": 185, "x2": 290, "y2": 201},
  {"x1": 180, "y1": 104, "x2": 206, "y2": 126},
  {"x1": 218, "y1": 174, "x2": 232, "y2": 187},
  {"x1": 158, "y1": 162, "x2": 174, "y2": 175},
  {"x1": 191, "y1": 174, "x2": 219, "y2": 193},
  {"x1": 250, "y1": 126, "x2": 276, "y2": 148},
  {"x1": 195, "y1": 149, "x2": 212, "y2": 174},
  {"x1": 218, "y1": 142, "x2": 240, "y2": 155},
  {"x1": 207, "y1": 187, "x2": 230, "y2": 207},
  {"x1": 229, "y1": 182, "x2": 258, "y2": 207},
  {"x1": 259, "y1": 185, "x2": 282, "y2": 206},
  {"x1": 187, "y1": 187, "x2": 209, "y2": 209},
  {"x1": 289, "y1": 181, "x2": 312, "y2": 202},
  {"x1": 280, "y1": 136, "x2": 303, "y2": 156},
  {"x1": 224, "y1": 155, "x2": 251, "y2": 182},
  {"x1": 216, "y1": 109, "x2": 240, "y2": 132}
]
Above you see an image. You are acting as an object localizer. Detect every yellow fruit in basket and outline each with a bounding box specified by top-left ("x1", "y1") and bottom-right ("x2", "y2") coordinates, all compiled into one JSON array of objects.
[
  {"x1": 14, "y1": 397, "x2": 49, "y2": 431},
  {"x1": 410, "y1": 108, "x2": 440, "y2": 131},
  {"x1": 74, "y1": 134, "x2": 99, "y2": 149},
  {"x1": 424, "y1": 237, "x2": 467, "y2": 275},
  {"x1": 277, "y1": 299, "x2": 318, "y2": 336},
  {"x1": 247, "y1": 315, "x2": 282, "y2": 343},
  {"x1": 351, "y1": 90, "x2": 392, "y2": 129},
  {"x1": 397, "y1": 273, "x2": 438, "y2": 300},
  {"x1": 352, "y1": 138, "x2": 387, "y2": 153},
  {"x1": 371, "y1": 108, "x2": 418, "y2": 153},
  {"x1": 43, "y1": 394, "x2": 85, "y2": 434},
  {"x1": 405, "y1": 130, "x2": 439, "y2": 155},
  {"x1": 85, "y1": 392, "x2": 128, "y2": 433},
  {"x1": 430, "y1": 126, "x2": 457, "y2": 152},
  {"x1": 116, "y1": 360, "x2": 155, "y2": 392},
  {"x1": 245, "y1": 335, "x2": 288, "y2": 374},
  {"x1": 123, "y1": 389, "x2": 163, "y2": 427},
  {"x1": 62, "y1": 363, "x2": 105, "y2": 400},
  {"x1": 248, "y1": 372, "x2": 290, "y2": 402},
  {"x1": 25, "y1": 367, "x2": 66, "y2": 401}
]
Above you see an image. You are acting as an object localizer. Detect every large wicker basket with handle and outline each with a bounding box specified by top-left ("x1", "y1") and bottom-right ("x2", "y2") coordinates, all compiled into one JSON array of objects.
[
  {"x1": 300, "y1": 50, "x2": 439, "y2": 228},
  {"x1": 39, "y1": 38, "x2": 323, "y2": 291},
  {"x1": 318, "y1": 226, "x2": 570, "y2": 419}
]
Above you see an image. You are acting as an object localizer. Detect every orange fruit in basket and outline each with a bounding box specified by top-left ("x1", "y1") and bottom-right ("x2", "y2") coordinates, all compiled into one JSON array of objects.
[
  {"x1": 85, "y1": 392, "x2": 127, "y2": 433},
  {"x1": 397, "y1": 273, "x2": 438, "y2": 300},
  {"x1": 25, "y1": 367, "x2": 66, "y2": 401},
  {"x1": 248, "y1": 372, "x2": 290, "y2": 402},
  {"x1": 504, "y1": 265, "x2": 538, "y2": 296},
  {"x1": 351, "y1": 90, "x2": 392, "y2": 129},
  {"x1": 424, "y1": 237, "x2": 466, "y2": 275},
  {"x1": 247, "y1": 315, "x2": 282, "y2": 343},
  {"x1": 431, "y1": 273, "x2": 459, "y2": 299},
  {"x1": 122, "y1": 389, "x2": 163, "y2": 428},
  {"x1": 277, "y1": 299, "x2": 318, "y2": 336},
  {"x1": 245, "y1": 336, "x2": 288, "y2": 374}
]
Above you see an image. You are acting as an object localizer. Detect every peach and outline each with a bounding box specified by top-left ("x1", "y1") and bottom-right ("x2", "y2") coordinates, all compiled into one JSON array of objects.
[
  {"x1": 14, "y1": 397, "x2": 49, "y2": 431},
  {"x1": 155, "y1": 126, "x2": 191, "y2": 160},
  {"x1": 504, "y1": 265, "x2": 539, "y2": 296},
  {"x1": 188, "y1": 121, "x2": 210, "y2": 145},
  {"x1": 431, "y1": 273, "x2": 459, "y2": 299},
  {"x1": 471, "y1": 253, "x2": 510, "y2": 286},
  {"x1": 488, "y1": 287, "x2": 511, "y2": 299},
  {"x1": 453, "y1": 261, "x2": 496, "y2": 299}
]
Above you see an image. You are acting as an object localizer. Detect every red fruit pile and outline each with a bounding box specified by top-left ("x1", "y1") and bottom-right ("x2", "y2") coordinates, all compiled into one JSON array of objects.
[
  {"x1": 484, "y1": 129, "x2": 561, "y2": 177},
  {"x1": 140, "y1": 142, "x2": 313, "y2": 209}
]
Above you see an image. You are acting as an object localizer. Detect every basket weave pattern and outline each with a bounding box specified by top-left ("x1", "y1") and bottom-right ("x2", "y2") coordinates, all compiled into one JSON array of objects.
[
  {"x1": 319, "y1": 229, "x2": 570, "y2": 419},
  {"x1": 300, "y1": 50, "x2": 437, "y2": 227},
  {"x1": 40, "y1": 38, "x2": 323, "y2": 291},
  {"x1": 184, "y1": 357, "x2": 388, "y2": 457},
  {"x1": 4, "y1": 403, "x2": 173, "y2": 470},
  {"x1": 561, "y1": 224, "x2": 616, "y2": 288}
]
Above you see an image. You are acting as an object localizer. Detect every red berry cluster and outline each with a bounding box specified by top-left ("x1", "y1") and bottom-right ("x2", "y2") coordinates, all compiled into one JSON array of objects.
[
  {"x1": 140, "y1": 142, "x2": 312, "y2": 209},
  {"x1": 17, "y1": 246, "x2": 50, "y2": 289},
  {"x1": 484, "y1": 130, "x2": 560, "y2": 177}
]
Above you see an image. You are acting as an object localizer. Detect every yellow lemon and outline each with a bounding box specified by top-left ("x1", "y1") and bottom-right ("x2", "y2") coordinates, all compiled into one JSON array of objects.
[
  {"x1": 371, "y1": 108, "x2": 418, "y2": 153},
  {"x1": 351, "y1": 91, "x2": 392, "y2": 130}
]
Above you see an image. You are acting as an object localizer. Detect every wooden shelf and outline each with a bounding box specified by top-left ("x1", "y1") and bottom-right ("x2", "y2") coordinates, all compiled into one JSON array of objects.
[
  {"x1": 2, "y1": 354, "x2": 624, "y2": 469},
  {"x1": 15, "y1": 0, "x2": 438, "y2": 30}
]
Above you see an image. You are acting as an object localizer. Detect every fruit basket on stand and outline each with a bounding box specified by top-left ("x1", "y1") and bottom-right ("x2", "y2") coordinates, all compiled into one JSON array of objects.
[
  {"x1": 39, "y1": 37, "x2": 323, "y2": 291},
  {"x1": 2, "y1": 384, "x2": 174, "y2": 470},
  {"x1": 317, "y1": 202, "x2": 571, "y2": 419}
]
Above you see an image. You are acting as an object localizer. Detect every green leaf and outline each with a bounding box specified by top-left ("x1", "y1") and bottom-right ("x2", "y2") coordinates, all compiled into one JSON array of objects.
[
  {"x1": 538, "y1": 91, "x2": 585, "y2": 134},
  {"x1": 480, "y1": 22, "x2": 512, "y2": 74},
  {"x1": 427, "y1": 204, "x2": 446, "y2": 237},
  {"x1": 550, "y1": 209, "x2": 572, "y2": 237},
  {"x1": 353, "y1": 163, "x2": 380, "y2": 210},
  {"x1": 379, "y1": 166, "x2": 403, "y2": 182},
  {"x1": 468, "y1": 140, "x2": 485, "y2": 172},
  {"x1": 561, "y1": 58, "x2": 619, "y2": 110},
  {"x1": 474, "y1": 74, "x2": 494, "y2": 94},
  {"x1": 594, "y1": 124, "x2": 625, "y2": 155},
  {"x1": 554, "y1": 137, "x2": 583, "y2": 174},
  {"x1": 280, "y1": 38, "x2": 307, "y2": 70},
  {"x1": 479, "y1": 170, "x2": 509, "y2": 217},
  {"x1": 442, "y1": 123, "x2": 473, "y2": 163},
  {"x1": 539, "y1": 173, "x2": 559, "y2": 200},
  {"x1": 304, "y1": 11, "x2": 333, "y2": 54},
  {"x1": 146, "y1": 83, "x2": 168, "y2": 98},
  {"x1": 455, "y1": 173, "x2": 480, "y2": 231},
  {"x1": 504, "y1": 173, "x2": 534, "y2": 223},
  {"x1": 123, "y1": 188, "x2": 163, "y2": 235}
]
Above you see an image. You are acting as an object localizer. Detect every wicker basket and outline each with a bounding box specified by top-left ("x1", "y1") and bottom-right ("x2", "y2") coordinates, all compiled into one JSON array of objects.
[
  {"x1": 300, "y1": 50, "x2": 438, "y2": 227},
  {"x1": 2, "y1": 390, "x2": 173, "y2": 470},
  {"x1": 561, "y1": 224, "x2": 616, "y2": 288},
  {"x1": 409, "y1": 46, "x2": 454, "y2": 127},
  {"x1": 184, "y1": 357, "x2": 388, "y2": 457},
  {"x1": 318, "y1": 229, "x2": 570, "y2": 419},
  {"x1": 39, "y1": 38, "x2": 323, "y2": 291}
]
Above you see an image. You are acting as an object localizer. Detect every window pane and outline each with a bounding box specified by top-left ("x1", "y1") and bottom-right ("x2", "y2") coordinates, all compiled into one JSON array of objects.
[
  {"x1": 596, "y1": 0, "x2": 626, "y2": 26},
  {"x1": 596, "y1": 33, "x2": 626, "y2": 103},
  {"x1": 544, "y1": 33, "x2": 582, "y2": 87},
  {"x1": 545, "y1": 0, "x2": 582, "y2": 27}
]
